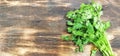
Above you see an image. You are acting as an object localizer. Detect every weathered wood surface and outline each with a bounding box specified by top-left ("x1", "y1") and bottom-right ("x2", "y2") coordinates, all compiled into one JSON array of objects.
[{"x1": 0, "y1": 0, "x2": 120, "y2": 56}]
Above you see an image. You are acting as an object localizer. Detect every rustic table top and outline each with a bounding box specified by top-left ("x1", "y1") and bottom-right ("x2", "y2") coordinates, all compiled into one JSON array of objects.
[{"x1": 0, "y1": 0, "x2": 120, "y2": 56}]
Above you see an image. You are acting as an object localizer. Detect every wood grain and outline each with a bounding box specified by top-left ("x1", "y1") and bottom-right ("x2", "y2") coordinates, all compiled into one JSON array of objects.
[{"x1": 0, "y1": 0, "x2": 120, "y2": 56}]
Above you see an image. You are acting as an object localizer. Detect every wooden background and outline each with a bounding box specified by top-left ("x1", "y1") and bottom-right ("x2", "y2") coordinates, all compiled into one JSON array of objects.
[{"x1": 0, "y1": 0, "x2": 120, "y2": 56}]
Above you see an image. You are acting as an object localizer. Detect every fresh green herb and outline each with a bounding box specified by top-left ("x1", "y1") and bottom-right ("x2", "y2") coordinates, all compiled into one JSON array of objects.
[
  {"x1": 91, "y1": 50, "x2": 97, "y2": 56},
  {"x1": 61, "y1": 1, "x2": 114, "y2": 56}
]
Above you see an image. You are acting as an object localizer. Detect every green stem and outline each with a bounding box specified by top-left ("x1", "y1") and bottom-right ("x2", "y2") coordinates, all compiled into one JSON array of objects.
[{"x1": 93, "y1": 33, "x2": 114, "y2": 56}]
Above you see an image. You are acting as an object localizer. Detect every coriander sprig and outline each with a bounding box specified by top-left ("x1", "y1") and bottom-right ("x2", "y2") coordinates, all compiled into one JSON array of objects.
[{"x1": 62, "y1": 2, "x2": 114, "y2": 56}]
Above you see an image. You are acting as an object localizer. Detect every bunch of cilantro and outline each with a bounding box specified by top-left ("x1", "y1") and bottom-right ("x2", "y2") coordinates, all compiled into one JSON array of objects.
[{"x1": 62, "y1": 2, "x2": 115, "y2": 56}]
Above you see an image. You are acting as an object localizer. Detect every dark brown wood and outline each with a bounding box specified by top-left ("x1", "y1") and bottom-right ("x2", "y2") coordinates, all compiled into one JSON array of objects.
[{"x1": 0, "y1": 0, "x2": 120, "y2": 56}]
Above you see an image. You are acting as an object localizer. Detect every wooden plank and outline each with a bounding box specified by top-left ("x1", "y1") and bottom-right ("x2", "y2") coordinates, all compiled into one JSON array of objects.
[{"x1": 0, "y1": 0, "x2": 120, "y2": 56}]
